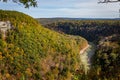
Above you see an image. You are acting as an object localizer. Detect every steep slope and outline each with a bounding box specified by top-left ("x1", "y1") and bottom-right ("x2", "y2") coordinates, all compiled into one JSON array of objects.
[{"x1": 0, "y1": 10, "x2": 88, "y2": 80}]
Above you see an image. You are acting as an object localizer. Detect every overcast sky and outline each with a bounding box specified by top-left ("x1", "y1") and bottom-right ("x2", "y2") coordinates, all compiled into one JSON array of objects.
[{"x1": 0, "y1": 0, "x2": 120, "y2": 18}]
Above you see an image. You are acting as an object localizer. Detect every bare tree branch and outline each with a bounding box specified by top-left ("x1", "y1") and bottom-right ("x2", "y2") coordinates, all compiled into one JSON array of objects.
[{"x1": 98, "y1": 0, "x2": 120, "y2": 3}]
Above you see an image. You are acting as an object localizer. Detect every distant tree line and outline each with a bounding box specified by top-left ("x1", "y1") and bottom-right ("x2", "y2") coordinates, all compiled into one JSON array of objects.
[{"x1": 43, "y1": 20, "x2": 120, "y2": 42}]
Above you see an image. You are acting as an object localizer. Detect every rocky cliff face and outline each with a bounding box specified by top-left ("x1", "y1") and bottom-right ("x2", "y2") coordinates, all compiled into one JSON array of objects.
[{"x1": 0, "y1": 21, "x2": 12, "y2": 39}]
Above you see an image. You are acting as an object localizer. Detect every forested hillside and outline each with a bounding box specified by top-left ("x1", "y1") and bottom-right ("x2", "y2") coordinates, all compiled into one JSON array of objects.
[
  {"x1": 39, "y1": 20, "x2": 120, "y2": 42},
  {"x1": 89, "y1": 34, "x2": 120, "y2": 80},
  {"x1": 0, "y1": 10, "x2": 88, "y2": 80}
]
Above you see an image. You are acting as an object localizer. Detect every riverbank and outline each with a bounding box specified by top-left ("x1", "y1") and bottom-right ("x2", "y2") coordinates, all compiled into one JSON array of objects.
[{"x1": 80, "y1": 44, "x2": 90, "y2": 54}]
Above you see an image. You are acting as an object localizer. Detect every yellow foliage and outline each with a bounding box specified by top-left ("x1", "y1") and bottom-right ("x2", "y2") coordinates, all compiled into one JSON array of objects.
[
  {"x1": 5, "y1": 73, "x2": 10, "y2": 78},
  {"x1": 25, "y1": 68, "x2": 32, "y2": 77},
  {"x1": 0, "y1": 52, "x2": 2, "y2": 60}
]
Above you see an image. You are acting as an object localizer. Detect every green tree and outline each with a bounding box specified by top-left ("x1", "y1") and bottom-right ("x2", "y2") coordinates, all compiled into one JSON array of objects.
[{"x1": 0, "y1": 0, "x2": 37, "y2": 8}]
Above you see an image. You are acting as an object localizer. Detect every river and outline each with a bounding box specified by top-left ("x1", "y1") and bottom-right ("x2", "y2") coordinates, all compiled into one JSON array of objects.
[{"x1": 80, "y1": 42, "x2": 96, "y2": 74}]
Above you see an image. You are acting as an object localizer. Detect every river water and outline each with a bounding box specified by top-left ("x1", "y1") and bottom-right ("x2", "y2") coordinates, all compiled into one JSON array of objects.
[{"x1": 80, "y1": 42, "x2": 96, "y2": 74}]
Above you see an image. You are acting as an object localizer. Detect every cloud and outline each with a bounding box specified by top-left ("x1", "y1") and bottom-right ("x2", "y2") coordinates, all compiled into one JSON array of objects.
[{"x1": 0, "y1": 0, "x2": 119, "y2": 18}]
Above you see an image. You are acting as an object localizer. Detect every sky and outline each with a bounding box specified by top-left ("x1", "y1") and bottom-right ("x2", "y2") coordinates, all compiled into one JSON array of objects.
[{"x1": 0, "y1": 0, "x2": 120, "y2": 18}]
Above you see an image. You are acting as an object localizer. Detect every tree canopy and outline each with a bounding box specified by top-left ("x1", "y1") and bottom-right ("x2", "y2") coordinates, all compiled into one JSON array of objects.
[{"x1": 0, "y1": 0, "x2": 37, "y2": 8}]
